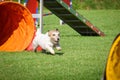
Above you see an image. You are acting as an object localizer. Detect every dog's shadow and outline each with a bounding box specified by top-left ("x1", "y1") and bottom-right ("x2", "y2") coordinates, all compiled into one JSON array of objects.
[
  {"x1": 36, "y1": 50, "x2": 63, "y2": 55},
  {"x1": 55, "y1": 52, "x2": 64, "y2": 55},
  {"x1": 43, "y1": 52, "x2": 64, "y2": 56},
  {"x1": 35, "y1": 50, "x2": 64, "y2": 56}
]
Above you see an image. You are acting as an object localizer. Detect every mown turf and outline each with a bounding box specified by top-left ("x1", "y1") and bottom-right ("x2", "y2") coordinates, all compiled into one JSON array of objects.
[{"x1": 0, "y1": 10, "x2": 120, "y2": 80}]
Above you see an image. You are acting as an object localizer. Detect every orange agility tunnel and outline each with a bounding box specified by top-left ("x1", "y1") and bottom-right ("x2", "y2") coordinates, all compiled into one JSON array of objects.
[{"x1": 0, "y1": 1, "x2": 35, "y2": 52}]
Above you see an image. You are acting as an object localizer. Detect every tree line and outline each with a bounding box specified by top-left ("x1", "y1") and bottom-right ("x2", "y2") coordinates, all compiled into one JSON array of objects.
[
  {"x1": 72, "y1": 0, "x2": 120, "y2": 10},
  {"x1": 12, "y1": 0, "x2": 120, "y2": 10}
]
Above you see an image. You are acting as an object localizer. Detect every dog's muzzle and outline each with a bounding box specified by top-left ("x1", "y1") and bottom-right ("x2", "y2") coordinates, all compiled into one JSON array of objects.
[{"x1": 52, "y1": 38, "x2": 60, "y2": 44}]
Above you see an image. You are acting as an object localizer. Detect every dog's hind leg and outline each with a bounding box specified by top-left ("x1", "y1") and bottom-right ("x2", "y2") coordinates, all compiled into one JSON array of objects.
[{"x1": 32, "y1": 44, "x2": 38, "y2": 52}]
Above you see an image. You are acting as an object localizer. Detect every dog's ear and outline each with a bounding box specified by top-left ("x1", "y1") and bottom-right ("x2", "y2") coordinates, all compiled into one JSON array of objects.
[{"x1": 56, "y1": 28, "x2": 59, "y2": 31}]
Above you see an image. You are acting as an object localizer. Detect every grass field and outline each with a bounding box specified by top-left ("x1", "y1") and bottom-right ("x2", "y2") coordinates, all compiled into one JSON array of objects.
[{"x1": 0, "y1": 10, "x2": 120, "y2": 80}]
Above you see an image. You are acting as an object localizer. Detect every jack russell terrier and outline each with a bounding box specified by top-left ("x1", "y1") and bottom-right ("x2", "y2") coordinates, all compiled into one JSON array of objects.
[{"x1": 32, "y1": 28, "x2": 61, "y2": 54}]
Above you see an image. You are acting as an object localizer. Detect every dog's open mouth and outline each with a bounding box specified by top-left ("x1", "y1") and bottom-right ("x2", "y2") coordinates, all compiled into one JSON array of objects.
[
  {"x1": 53, "y1": 40, "x2": 59, "y2": 44},
  {"x1": 54, "y1": 41, "x2": 59, "y2": 43}
]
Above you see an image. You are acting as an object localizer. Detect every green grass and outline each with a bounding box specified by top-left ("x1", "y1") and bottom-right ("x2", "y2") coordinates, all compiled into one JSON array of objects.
[{"x1": 0, "y1": 10, "x2": 120, "y2": 80}]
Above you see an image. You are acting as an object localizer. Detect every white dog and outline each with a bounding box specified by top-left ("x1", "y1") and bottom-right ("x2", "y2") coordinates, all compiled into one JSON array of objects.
[{"x1": 32, "y1": 28, "x2": 61, "y2": 54}]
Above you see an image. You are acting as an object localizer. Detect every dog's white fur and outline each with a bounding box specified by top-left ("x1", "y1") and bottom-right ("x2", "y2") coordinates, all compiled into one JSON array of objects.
[{"x1": 32, "y1": 28, "x2": 61, "y2": 54}]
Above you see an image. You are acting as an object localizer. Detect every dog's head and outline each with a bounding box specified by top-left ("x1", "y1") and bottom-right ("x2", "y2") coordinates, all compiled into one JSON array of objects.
[{"x1": 48, "y1": 29, "x2": 60, "y2": 44}]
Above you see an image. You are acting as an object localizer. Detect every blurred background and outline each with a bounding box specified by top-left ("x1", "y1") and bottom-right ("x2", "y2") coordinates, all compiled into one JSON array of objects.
[{"x1": 5, "y1": 0, "x2": 120, "y2": 10}]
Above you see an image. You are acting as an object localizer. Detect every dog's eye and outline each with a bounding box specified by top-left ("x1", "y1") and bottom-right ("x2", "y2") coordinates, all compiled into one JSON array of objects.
[{"x1": 53, "y1": 34, "x2": 55, "y2": 36}]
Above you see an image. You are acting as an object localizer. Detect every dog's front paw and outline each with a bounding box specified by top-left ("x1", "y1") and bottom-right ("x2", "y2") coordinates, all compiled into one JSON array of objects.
[
  {"x1": 56, "y1": 47, "x2": 62, "y2": 51},
  {"x1": 50, "y1": 50, "x2": 55, "y2": 55}
]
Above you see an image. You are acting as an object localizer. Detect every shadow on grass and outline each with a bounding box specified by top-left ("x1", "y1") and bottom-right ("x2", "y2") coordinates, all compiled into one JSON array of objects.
[
  {"x1": 35, "y1": 50, "x2": 64, "y2": 56},
  {"x1": 43, "y1": 52, "x2": 64, "y2": 56}
]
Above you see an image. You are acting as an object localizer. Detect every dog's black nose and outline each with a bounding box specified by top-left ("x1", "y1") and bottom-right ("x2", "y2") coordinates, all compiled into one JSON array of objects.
[{"x1": 57, "y1": 38, "x2": 59, "y2": 41}]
